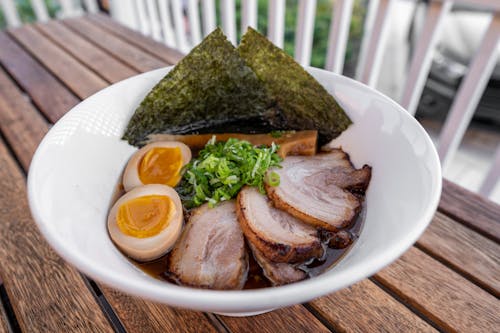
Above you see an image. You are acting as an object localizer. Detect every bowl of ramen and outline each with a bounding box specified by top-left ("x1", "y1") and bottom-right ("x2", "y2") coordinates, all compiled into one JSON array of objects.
[{"x1": 28, "y1": 28, "x2": 441, "y2": 316}]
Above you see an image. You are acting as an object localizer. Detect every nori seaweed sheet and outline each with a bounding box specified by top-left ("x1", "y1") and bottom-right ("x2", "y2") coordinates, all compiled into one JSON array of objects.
[
  {"x1": 238, "y1": 28, "x2": 352, "y2": 145},
  {"x1": 122, "y1": 28, "x2": 282, "y2": 146}
]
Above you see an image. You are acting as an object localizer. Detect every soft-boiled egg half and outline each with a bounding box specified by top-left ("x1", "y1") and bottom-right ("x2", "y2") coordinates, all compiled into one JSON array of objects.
[
  {"x1": 123, "y1": 141, "x2": 191, "y2": 192},
  {"x1": 108, "y1": 184, "x2": 183, "y2": 261}
]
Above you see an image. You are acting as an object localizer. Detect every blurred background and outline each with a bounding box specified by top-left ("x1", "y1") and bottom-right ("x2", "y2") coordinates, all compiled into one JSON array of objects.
[{"x1": 0, "y1": 0, "x2": 498, "y2": 203}]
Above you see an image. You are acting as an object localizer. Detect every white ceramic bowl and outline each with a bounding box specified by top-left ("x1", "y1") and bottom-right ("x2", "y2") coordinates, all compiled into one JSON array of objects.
[{"x1": 28, "y1": 67, "x2": 441, "y2": 316}]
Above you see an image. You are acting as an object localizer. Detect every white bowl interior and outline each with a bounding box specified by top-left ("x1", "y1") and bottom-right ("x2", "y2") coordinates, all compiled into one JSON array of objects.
[{"x1": 28, "y1": 67, "x2": 441, "y2": 314}]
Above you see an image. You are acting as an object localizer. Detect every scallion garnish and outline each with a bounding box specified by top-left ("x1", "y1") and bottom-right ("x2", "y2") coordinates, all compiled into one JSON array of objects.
[{"x1": 176, "y1": 137, "x2": 282, "y2": 208}]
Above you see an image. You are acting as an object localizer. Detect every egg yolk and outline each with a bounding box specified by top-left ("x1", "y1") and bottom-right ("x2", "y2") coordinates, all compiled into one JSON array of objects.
[
  {"x1": 139, "y1": 147, "x2": 183, "y2": 186},
  {"x1": 117, "y1": 195, "x2": 174, "y2": 238}
]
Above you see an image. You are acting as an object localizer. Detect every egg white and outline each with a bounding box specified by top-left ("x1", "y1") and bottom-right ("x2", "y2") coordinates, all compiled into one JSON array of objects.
[
  {"x1": 108, "y1": 184, "x2": 183, "y2": 262},
  {"x1": 123, "y1": 141, "x2": 191, "y2": 192}
]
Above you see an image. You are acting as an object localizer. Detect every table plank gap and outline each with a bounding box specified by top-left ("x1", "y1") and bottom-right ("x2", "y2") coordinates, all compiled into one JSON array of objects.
[
  {"x1": 0, "y1": 32, "x2": 79, "y2": 123},
  {"x1": 0, "y1": 67, "x2": 50, "y2": 170},
  {"x1": 33, "y1": 20, "x2": 138, "y2": 84},
  {"x1": 416, "y1": 211, "x2": 499, "y2": 297},
  {"x1": 218, "y1": 305, "x2": 332, "y2": 333},
  {"x1": 7, "y1": 25, "x2": 108, "y2": 99},
  {"x1": 439, "y1": 179, "x2": 500, "y2": 243},
  {"x1": 100, "y1": 286, "x2": 220, "y2": 333},
  {"x1": 0, "y1": 137, "x2": 115, "y2": 333},
  {"x1": 306, "y1": 278, "x2": 438, "y2": 333},
  {"x1": 83, "y1": 278, "x2": 128, "y2": 333},
  {"x1": 88, "y1": 13, "x2": 184, "y2": 65},
  {"x1": 203, "y1": 313, "x2": 232, "y2": 333},
  {"x1": 63, "y1": 17, "x2": 168, "y2": 72},
  {"x1": 0, "y1": 283, "x2": 18, "y2": 333},
  {"x1": 301, "y1": 304, "x2": 341, "y2": 333},
  {"x1": 373, "y1": 247, "x2": 500, "y2": 333}
]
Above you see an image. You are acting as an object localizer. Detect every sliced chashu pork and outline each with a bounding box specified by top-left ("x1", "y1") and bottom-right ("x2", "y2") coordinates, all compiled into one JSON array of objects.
[
  {"x1": 266, "y1": 149, "x2": 371, "y2": 231},
  {"x1": 247, "y1": 241, "x2": 307, "y2": 286},
  {"x1": 237, "y1": 186, "x2": 323, "y2": 263},
  {"x1": 167, "y1": 201, "x2": 248, "y2": 290}
]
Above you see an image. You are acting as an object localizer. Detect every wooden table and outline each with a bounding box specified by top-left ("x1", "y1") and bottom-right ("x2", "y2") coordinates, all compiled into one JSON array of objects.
[{"x1": 0, "y1": 14, "x2": 498, "y2": 333}]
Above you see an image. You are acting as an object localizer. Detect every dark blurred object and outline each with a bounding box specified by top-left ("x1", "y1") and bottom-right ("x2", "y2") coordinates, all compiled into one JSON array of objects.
[{"x1": 412, "y1": 4, "x2": 500, "y2": 126}]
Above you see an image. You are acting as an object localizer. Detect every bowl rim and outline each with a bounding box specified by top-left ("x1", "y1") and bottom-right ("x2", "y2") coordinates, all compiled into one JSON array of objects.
[{"x1": 27, "y1": 66, "x2": 442, "y2": 313}]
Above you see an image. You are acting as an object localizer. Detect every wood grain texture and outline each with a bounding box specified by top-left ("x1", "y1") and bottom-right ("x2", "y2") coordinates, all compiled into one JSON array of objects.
[
  {"x1": 8, "y1": 25, "x2": 108, "y2": 99},
  {"x1": 100, "y1": 286, "x2": 219, "y2": 333},
  {"x1": 0, "y1": 138, "x2": 114, "y2": 333},
  {"x1": 35, "y1": 20, "x2": 138, "y2": 83},
  {"x1": 417, "y1": 211, "x2": 500, "y2": 297},
  {"x1": 440, "y1": 179, "x2": 500, "y2": 242},
  {"x1": 63, "y1": 17, "x2": 167, "y2": 72},
  {"x1": 219, "y1": 305, "x2": 330, "y2": 333},
  {"x1": 0, "y1": 32, "x2": 78, "y2": 123},
  {"x1": 0, "y1": 68, "x2": 49, "y2": 170},
  {"x1": 374, "y1": 247, "x2": 500, "y2": 333},
  {"x1": 88, "y1": 13, "x2": 184, "y2": 65},
  {"x1": 308, "y1": 279, "x2": 436, "y2": 332}
]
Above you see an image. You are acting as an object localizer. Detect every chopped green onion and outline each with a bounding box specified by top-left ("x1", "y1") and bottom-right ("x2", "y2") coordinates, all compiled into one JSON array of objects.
[
  {"x1": 265, "y1": 171, "x2": 280, "y2": 187},
  {"x1": 176, "y1": 137, "x2": 282, "y2": 208}
]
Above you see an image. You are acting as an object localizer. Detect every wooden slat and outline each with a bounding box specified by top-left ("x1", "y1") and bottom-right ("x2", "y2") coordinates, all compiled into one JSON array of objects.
[
  {"x1": 220, "y1": 0, "x2": 237, "y2": 45},
  {"x1": 242, "y1": 0, "x2": 258, "y2": 32},
  {"x1": 0, "y1": 32, "x2": 78, "y2": 123},
  {"x1": 146, "y1": 0, "x2": 163, "y2": 42},
  {"x1": 83, "y1": 0, "x2": 99, "y2": 13},
  {"x1": 187, "y1": 0, "x2": 202, "y2": 44},
  {"x1": 417, "y1": 212, "x2": 499, "y2": 297},
  {"x1": 100, "y1": 287, "x2": 219, "y2": 333},
  {"x1": 58, "y1": 0, "x2": 83, "y2": 18},
  {"x1": 479, "y1": 144, "x2": 500, "y2": 197},
  {"x1": 63, "y1": 17, "x2": 166, "y2": 73},
  {"x1": 438, "y1": 13, "x2": 500, "y2": 168},
  {"x1": 0, "y1": 68, "x2": 49, "y2": 170},
  {"x1": 157, "y1": 0, "x2": 177, "y2": 47},
  {"x1": 0, "y1": 140, "x2": 113, "y2": 332},
  {"x1": 35, "y1": 20, "x2": 138, "y2": 83},
  {"x1": 109, "y1": 0, "x2": 140, "y2": 30},
  {"x1": 357, "y1": 0, "x2": 395, "y2": 86},
  {"x1": 219, "y1": 305, "x2": 330, "y2": 333},
  {"x1": 439, "y1": 179, "x2": 500, "y2": 242},
  {"x1": 325, "y1": 0, "x2": 354, "y2": 73},
  {"x1": 134, "y1": 0, "x2": 151, "y2": 35},
  {"x1": 294, "y1": 0, "x2": 317, "y2": 66},
  {"x1": 374, "y1": 247, "x2": 500, "y2": 332},
  {"x1": 8, "y1": 25, "x2": 107, "y2": 99},
  {"x1": 171, "y1": 0, "x2": 190, "y2": 52},
  {"x1": 267, "y1": 0, "x2": 286, "y2": 48},
  {"x1": 308, "y1": 279, "x2": 436, "y2": 332},
  {"x1": 30, "y1": 0, "x2": 50, "y2": 22},
  {"x1": 201, "y1": 0, "x2": 216, "y2": 36},
  {"x1": 87, "y1": 14, "x2": 184, "y2": 65},
  {"x1": 0, "y1": 0, "x2": 21, "y2": 27},
  {"x1": 400, "y1": 0, "x2": 451, "y2": 115}
]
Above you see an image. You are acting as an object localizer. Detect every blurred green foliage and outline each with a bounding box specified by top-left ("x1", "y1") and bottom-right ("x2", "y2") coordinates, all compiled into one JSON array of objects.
[
  {"x1": 0, "y1": 0, "x2": 59, "y2": 29},
  {"x1": 227, "y1": 0, "x2": 366, "y2": 72}
]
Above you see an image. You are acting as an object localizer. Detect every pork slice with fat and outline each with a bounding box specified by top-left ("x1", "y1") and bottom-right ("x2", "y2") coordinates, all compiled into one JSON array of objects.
[
  {"x1": 266, "y1": 149, "x2": 371, "y2": 231},
  {"x1": 247, "y1": 241, "x2": 307, "y2": 286},
  {"x1": 237, "y1": 186, "x2": 323, "y2": 263},
  {"x1": 167, "y1": 201, "x2": 248, "y2": 290}
]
